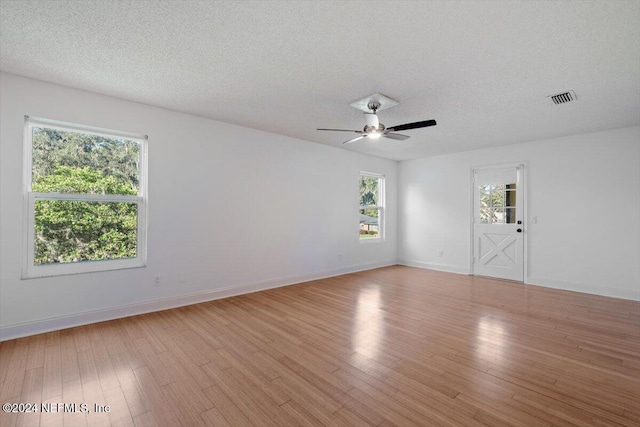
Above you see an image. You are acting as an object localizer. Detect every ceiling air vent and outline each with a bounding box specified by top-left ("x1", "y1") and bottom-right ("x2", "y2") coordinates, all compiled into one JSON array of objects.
[{"x1": 548, "y1": 90, "x2": 576, "y2": 105}]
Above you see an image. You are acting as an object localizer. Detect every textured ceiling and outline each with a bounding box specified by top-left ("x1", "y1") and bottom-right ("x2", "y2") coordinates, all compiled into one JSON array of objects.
[{"x1": 1, "y1": 0, "x2": 639, "y2": 160}]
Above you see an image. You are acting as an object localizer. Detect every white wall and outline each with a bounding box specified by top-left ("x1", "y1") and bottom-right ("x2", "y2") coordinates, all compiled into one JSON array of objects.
[
  {"x1": 2, "y1": 72, "x2": 637, "y2": 341},
  {"x1": 0, "y1": 73, "x2": 398, "y2": 339},
  {"x1": 399, "y1": 126, "x2": 640, "y2": 300}
]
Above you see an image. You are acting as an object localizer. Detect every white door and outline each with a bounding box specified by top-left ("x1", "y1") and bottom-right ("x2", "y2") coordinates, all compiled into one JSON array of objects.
[{"x1": 473, "y1": 165, "x2": 524, "y2": 281}]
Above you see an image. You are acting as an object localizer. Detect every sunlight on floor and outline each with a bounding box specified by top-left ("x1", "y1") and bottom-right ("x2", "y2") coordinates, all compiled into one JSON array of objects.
[
  {"x1": 475, "y1": 315, "x2": 508, "y2": 363},
  {"x1": 352, "y1": 286, "x2": 383, "y2": 360}
]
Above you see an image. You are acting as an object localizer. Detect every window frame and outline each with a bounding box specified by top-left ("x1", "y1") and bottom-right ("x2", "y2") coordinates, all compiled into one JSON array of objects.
[
  {"x1": 22, "y1": 116, "x2": 148, "y2": 279},
  {"x1": 359, "y1": 171, "x2": 385, "y2": 243}
]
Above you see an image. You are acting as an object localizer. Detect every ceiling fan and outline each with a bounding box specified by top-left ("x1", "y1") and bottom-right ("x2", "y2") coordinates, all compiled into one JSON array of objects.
[{"x1": 317, "y1": 101, "x2": 436, "y2": 144}]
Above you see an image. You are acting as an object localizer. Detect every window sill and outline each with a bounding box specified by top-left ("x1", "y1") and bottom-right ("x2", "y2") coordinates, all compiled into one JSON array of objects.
[
  {"x1": 22, "y1": 257, "x2": 146, "y2": 279},
  {"x1": 359, "y1": 238, "x2": 383, "y2": 244}
]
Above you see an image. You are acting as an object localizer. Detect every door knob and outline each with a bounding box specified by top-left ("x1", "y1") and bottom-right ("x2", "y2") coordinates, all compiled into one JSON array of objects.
[{"x1": 517, "y1": 228, "x2": 522, "y2": 233}]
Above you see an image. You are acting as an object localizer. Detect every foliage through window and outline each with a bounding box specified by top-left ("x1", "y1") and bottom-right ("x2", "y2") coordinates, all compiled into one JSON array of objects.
[
  {"x1": 479, "y1": 183, "x2": 516, "y2": 224},
  {"x1": 23, "y1": 117, "x2": 147, "y2": 278},
  {"x1": 359, "y1": 173, "x2": 384, "y2": 241}
]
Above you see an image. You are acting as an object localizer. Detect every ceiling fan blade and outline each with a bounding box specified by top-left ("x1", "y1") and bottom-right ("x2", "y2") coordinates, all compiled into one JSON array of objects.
[
  {"x1": 387, "y1": 120, "x2": 436, "y2": 132},
  {"x1": 317, "y1": 128, "x2": 362, "y2": 132},
  {"x1": 383, "y1": 133, "x2": 410, "y2": 141},
  {"x1": 343, "y1": 135, "x2": 366, "y2": 144}
]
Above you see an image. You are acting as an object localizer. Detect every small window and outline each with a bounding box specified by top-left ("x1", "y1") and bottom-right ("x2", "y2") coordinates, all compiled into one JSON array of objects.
[
  {"x1": 359, "y1": 172, "x2": 384, "y2": 241},
  {"x1": 22, "y1": 117, "x2": 148, "y2": 278},
  {"x1": 479, "y1": 183, "x2": 516, "y2": 224}
]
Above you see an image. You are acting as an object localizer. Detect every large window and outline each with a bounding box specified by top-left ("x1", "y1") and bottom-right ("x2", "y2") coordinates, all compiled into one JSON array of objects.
[
  {"x1": 359, "y1": 172, "x2": 384, "y2": 241},
  {"x1": 22, "y1": 117, "x2": 147, "y2": 278}
]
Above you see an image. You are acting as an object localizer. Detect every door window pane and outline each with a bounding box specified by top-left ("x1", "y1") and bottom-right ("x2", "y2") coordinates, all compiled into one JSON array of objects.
[
  {"x1": 493, "y1": 208, "x2": 505, "y2": 223},
  {"x1": 479, "y1": 182, "x2": 517, "y2": 224}
]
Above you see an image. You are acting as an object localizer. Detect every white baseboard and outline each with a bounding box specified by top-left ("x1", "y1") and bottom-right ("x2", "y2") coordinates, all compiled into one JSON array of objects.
[
  {"x1": 398, "y1": 259, "x2": 470, "y2": 275},
  {"x1": 398, "y1": 261, "x2": 639, "y2": 301},
  {"x1": 7, "y1": 261, "x2": 632, "y2": 341},
  {"x1": 0, "y1": 260, "x2": 395, "y2": 341},
  {"x1": 526, "y1": 276, "x2": 639, "y2": 301}
]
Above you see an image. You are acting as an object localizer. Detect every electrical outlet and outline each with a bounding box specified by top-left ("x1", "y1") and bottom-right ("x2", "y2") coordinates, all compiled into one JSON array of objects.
[
  {"x1": 438, "y1": 251, "x2": 444, "y2": 258},
  {"x1": 153, "y1": 275, "x2": 161, "y2": 287}
]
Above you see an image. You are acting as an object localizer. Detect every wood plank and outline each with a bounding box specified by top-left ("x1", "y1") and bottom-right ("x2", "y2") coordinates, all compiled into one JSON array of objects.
[
  {"x1": 76, "y1": 349, "x2": 110, "y2": 427},
  {"x1": 199, "y1": 407, "x2": 231, "y2": 427},
  {"x1": 131, "y1": 412, "x2": 158, "y2": 427},
  {"x1": 103, "y1": 386, "x2": 135, "y2": 427},
  {"x1": 15, "y1": 367, "x2": 43, "y2": 427},
  {"x1": 132, "y1": 367, "x2": 183, "y2": 427},
  {"x1": 108, "y1": 352, "x2": 149, "y2": 418},
  {"x1": 202, "y1": 365, "x2": 291, "y2": 427},
  {"x1": 39, "y1": 395, "x2": 64, "y2": 427},
  {"x1": 62, "y1": 377, "x2": 87, "y2": 427},
  {"x1": 0, "y1": 339, "x2": 28, "y2": 401},
  {"x1": 42, "y1": 344, "x2": 61, "y2": 402},
  {"x1": 202, "y1": 384, "x2": 252, "y2": 427}
]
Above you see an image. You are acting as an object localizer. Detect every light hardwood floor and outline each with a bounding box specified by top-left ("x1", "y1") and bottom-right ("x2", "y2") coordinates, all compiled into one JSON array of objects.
[{"x1": 1, "y1": 266, "x2": 639, "y2": 426}]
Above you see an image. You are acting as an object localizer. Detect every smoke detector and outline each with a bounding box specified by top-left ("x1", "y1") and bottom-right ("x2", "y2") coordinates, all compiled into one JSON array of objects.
[{"x1": 548, "y1": 90, "x2": 577, "y2": 105}]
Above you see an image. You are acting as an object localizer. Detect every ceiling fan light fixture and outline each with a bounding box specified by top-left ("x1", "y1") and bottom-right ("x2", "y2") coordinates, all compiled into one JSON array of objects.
[
  {"x1": 364, "y1": 112, "x2": 379, "y2": 128},
  {"x1": 318, "y1": 94, "x2": 436, "y2": 144}
]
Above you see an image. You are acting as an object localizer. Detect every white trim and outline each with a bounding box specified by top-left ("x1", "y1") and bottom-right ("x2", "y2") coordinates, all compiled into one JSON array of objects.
[
  {"x1": 359, "y1": 237, "x2": 383, "y2": 244},
  {"x1": 26, "y1": 116, "x2": 147, "y2": 142},
  {"x1": 29, "y1": 192, "x2": 141, "y2": 202},
  {"x1": 359, "y1": 172, "x2": 385, "y2": 242},
  {"x1": 359, "y1": 171, "x2": 385, "y2": 179},
  {"x1": 526, "y1": 277, "x2": 639, "y2": 301},
  {"x1": 396, "y1": 263, "x2": 639, "y2": 301},
  {"x1": 24, "y1": 257, "x2": 146, "y2": 279},
  {"x1": 21, "y1": 117, "x2": 149, "y2": 279},
  {"x1": 398, "y1": 259, "x2": 471, "y2": 275},
  {"x1": 26, "y1": 194, "x2": 35, "y2": 274},
  {"x1": 0, "y1": 260, "x2": 396, "y2": 341},
  {"x1": 137, "y1": 133, "x2": 148, "y2": 264},
  {"x1": 22, "y1": 118, "x2": 33, "y2": 278},
  {"x1": 521, "y1": 164, "x2": 528, "y2": 281},
  {"x1": 468, "y1": 169, "x2": 475, "y2": 275},
  {"x1": 470, "y1": 162, "x2": 528, "y2": 280}
]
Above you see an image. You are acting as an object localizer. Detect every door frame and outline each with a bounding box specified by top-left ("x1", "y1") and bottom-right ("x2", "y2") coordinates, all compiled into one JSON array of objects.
[{"x1": 469, "y1": 161, "x2": 528, "y2": 282}]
